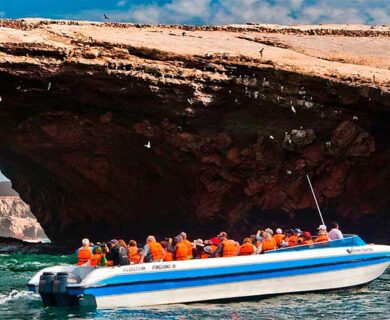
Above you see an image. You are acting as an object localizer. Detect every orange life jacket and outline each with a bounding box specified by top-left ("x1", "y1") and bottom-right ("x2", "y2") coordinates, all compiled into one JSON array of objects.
[
  {"x1": 303, "y1": 239, "x2": 314, "y2": 245},
  {"x1": 262, "y1": 238, "x2": 276, "y2": 252},
  {"x1": 163, "y1": 251, "x2": 173, "y2": 261},
  {"x1": 175, "y1": 242, "x2": 188, "y2": 260},
  {"x1": 239, "y1": 242, "x2": 255, "y2": 256},
  {"x1": 107, "y1": 260, "x2": 113, "y2": 266},
  {"x1": 90, "y1": 253, "x2": 102, "y2": 267},
  {"x1": 221, "y1": 240, "x2": 237, "y2": 257},
  {"x1": 128, "y1": 246, "x2": 141, "y2": 264},
  {"x1": 273, "y1": 234, "x2": 285, "y2": 247},
  {"x1": 288, "y1": 235, "x2": 298, "y2": 247},
  {"x1": 315, "y1": 234, "x2": 329, "y2": 243},
  {"x1": 149, "y1": 242, "x2": 165, "y2": 261},
  {"x1": 77, "y1": 247, "x2": 92, "y2": 265},
  {"x1": 200, "y1": 252, "x2": 211, "y2": 259},
  {"x1": 183, "y1": 239, "x2": 193, "y2": 259}
]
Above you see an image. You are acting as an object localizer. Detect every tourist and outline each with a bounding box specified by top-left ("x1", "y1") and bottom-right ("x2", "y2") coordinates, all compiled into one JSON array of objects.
[
  {"x1": 261, "y1": 229, "x2": 277, "y2": 252},
  {"x1": 302, "y1": 231, "x2": 314, "y2": 245},
  {"x1": 193, "y1": 239, "x2": 205, "y2": 259},
  {"x1": 274, "y1": 228, "x2": 285, "y2": 247},
  {"x1": 239, "y1": 238, "x2": 256, "y2": 256},
  {"x1": 127, "y1": 240, "x2": 141, "y2": 264},
  {"x1": 174, "y1": 235, "x2": 188, "y2": 260},
  {"x1": 328, "y1": 222, "x2": 344, "y2": 240},
  {"x1": 139, "y1": 235, "x2": 165, "y2": 263},
  {"x1": 76, "y1": 238, "x2": 93, "y2": 266},
  {"x1": 211, "y1": 232, "x2": 237, "y2": 257},
  {"x1": 90, "y1": 246, "x2": 103, "y2": 267},
  {"x1": 160, "y1": 240, "x2": 173, "y2": 261},
  {"x1": 106, "y1": 240, "x2": 129, "y2": 266},
  {"x1": 315, "y1": 225, "x2": 329, "y2": 243},
  {"x1": 180, "y1": 232, "x2": 194, "y2": 259}
]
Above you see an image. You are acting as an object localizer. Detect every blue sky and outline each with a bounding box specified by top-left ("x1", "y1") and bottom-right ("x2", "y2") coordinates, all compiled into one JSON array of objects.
[
  {"x1": 0, "y1": 0, "x2": 389, "y2": 25},
  {"x1": 0, "y1": 172, "x2": 9, "y2": 182}
]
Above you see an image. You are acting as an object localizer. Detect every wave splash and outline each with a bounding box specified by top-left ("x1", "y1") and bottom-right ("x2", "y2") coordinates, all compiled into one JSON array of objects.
[{"x1": 0, "y1": 290, "x2": 36, "y2": 305}]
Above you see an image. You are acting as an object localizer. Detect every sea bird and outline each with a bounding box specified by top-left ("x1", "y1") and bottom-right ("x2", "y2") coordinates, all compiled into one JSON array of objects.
[
  {"x1": 104, "y1": 14, "x2": 110, "y2": 20},
  {"x1": 353, "y1": 115, "x2": 358, "y2": 121},
  {"x1": 269, "y1": 135, "x2": 274, "y2": 140},
  {"x1": 259, "y1": 48, "x2": 264, "y2": 57},
  {"x1": 291, "y1": 106, "x2": 296, "y2": 113},
  {"x1": 47, "y1": 82, "x2": 52, "y2": 91},
  {"x1": 144, "y1": 141, "x2": 151, "y2": 149}
]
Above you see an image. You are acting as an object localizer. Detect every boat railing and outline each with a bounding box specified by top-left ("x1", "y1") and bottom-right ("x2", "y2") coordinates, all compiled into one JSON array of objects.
[{"x1": 267, "y1": 234, "x2": 366, "y2": 254}]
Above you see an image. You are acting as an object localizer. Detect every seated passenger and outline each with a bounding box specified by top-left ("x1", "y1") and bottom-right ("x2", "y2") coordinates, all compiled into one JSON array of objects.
[
  {"x1": 139, "y1": 235, "x2": 166, "y2": 263},
  {"x1": 315, "y1": 225, "x2": 329, "y2": 243},
  {"x1": 180, "y1": 232, "x2": 194, "y2": 259},
  {"x1": 262, "y1": 229, "x2": 276, "y2": 253},
  {"x1": 90, "y1": 246, "x2": 103, "y2": 267},
  {"x1": 203, "y1": 239, "x2": 218, "y2": 257},
  {"x1": 127, "y1": 240, "x2": 141, "y2": 264},
  {"x1": 328, "y1": 222, "x2": 344, "y2": 240},
  {"x1": 160, "y1": 240, "x2": 174, "y2": 262},
  {"x1": 239, "y1": 238, "x2": 256, "y2": 256},
  {"x1": 174, "y1": 235, "x2": 188, "y2": 261},
  {"x1": 193, "y1": 239, "x2": 205, "y2": 259},
  {"x1": 200, "y1": 246, "x2": 212, "y2": 259},
  {"x1": 106, "y1": 240, "x2": 130, "y2": 266},
  {"x1": 302, "y1": 231, "x2": 314, "y2": 245},
  {"x1": 211, "y1": 232, "x2": 237, "y2": 258},
  {"x1": 273, "y1": 228, "x2": 285, "y2": 248},
  {"x1": 76, "y1": 238, "x2": 93, "y2": 266}
]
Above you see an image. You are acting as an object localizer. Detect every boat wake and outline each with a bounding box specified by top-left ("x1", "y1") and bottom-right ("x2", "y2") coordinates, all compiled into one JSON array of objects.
[{"x1": 0, "y1": 290, "x2": 36, "y2": 305}]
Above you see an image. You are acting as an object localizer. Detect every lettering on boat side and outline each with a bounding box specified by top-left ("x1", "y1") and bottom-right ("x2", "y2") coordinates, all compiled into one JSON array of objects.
[
  {"x1": 152, "y1": 264, "x2": 177, "y2": 270},
  {"x1": 122, "y1": 266, "x2": 146, "y2": 273},
  {"x1": 347, "y1": 248, "x2": 374, "y2": 253}
]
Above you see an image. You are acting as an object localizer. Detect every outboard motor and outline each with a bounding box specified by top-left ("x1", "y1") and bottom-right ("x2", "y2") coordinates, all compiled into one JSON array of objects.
[
  {"x1": 52, "y1": 272, "x2": 82, "y2": 306},
  {"x1": 38, "y1": 272, "x2": 56, "y2": 306}
]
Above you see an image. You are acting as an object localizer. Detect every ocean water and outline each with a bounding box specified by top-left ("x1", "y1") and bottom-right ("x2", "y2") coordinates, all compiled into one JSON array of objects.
[{"x1": 0, "y1": 253, "x2": 389, "y2": 320}]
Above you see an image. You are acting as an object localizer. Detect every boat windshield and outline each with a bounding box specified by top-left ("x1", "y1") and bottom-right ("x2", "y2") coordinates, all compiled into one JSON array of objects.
[{"x1": 267, "y1": 234, "x2": 366, "y2": 254}]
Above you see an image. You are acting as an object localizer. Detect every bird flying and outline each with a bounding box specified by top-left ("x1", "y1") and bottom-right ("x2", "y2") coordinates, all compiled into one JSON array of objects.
[
  {"x1": 144, "y1": 141, "x2": 151, "y2": 149},
  {"x1": 104, "y1": 14, "x2": 110, "y2": 20}
]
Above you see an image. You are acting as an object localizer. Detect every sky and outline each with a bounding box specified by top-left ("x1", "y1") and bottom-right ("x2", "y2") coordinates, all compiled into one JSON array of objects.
[
  {"x1": 0, "y1": 0, "x2": 389, "y2": 25},
  {"x1": 0, "y1": 172, "x2": 9, "y2": 182}
]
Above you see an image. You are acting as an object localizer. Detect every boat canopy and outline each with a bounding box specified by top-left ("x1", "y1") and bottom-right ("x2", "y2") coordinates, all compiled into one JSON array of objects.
[{"x1": 269, "y1": 235, "x2": 366, "y2": 254}]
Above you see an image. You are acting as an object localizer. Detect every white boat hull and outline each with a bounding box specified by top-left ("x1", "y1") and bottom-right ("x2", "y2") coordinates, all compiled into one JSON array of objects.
[{"x1": 95, "y1": 261, "x2": 389, "y2": 308}]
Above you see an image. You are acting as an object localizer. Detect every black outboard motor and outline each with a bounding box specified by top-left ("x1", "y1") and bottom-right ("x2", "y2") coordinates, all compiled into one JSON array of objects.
[
  {"x1": 38, "y1": 272, "x2": 56, "y2": 306},
  {"x1": 52, "y1": 272, "x2": 82, "y2": 306}
]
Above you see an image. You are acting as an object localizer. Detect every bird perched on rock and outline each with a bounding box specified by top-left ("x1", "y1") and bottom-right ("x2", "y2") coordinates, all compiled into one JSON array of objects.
[
  {"x1": 259, "y1": 48, "x2": 264, "y2": 57},
  {"x1": 144, "y1": 141, "x2": 151, "y2": 149},
  {"x1": 182, "y1": 32, "x2": 186, "y2": 36},
  {"x1": 269, "y1": 135, "x2": 274, "y2": 140},
  {"x1": 353, "y1": 115, "x2": 358, "y2": 121},
  {"x1": 47, "y1": 82, "x2": 51, "y2": 91},
  {"x1": 291, "y1": 106, "x2": 296, "y2": 113},
  {"x1": 104, "y1": 14, "x2": 110, "y2": 20},
  {"x1": 286, "y1": 170, "x2": 292, "y2": 175}
]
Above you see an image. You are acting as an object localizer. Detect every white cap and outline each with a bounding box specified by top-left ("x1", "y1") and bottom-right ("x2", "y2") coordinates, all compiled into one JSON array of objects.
[
  {"x1": 317, "y1": 225, "x2": 327, "y2": 231},
  {"x1": 276, "y1": 228, "x2": 282, "y2": 234}
]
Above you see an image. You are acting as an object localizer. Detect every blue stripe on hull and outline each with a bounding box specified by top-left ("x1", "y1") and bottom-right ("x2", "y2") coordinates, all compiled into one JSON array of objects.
[{"x1": 68, "y1": 255, "x2": 389, "y2": 297}]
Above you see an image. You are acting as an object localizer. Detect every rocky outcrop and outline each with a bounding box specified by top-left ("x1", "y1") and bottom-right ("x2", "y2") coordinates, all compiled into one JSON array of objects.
[{"x1": 0, "y1": 19, "x2": 389, "y2": 243}]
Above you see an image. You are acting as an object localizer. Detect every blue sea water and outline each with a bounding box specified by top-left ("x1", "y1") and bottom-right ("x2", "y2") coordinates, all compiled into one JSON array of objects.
[{"x1": 0, "y1": 253, "x2": 388, "y2": 320}]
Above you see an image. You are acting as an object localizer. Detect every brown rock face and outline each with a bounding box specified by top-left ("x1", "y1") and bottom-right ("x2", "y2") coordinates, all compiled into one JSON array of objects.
[{"x1": 0, "y1": 20, "x2": 389, "y2": 243}]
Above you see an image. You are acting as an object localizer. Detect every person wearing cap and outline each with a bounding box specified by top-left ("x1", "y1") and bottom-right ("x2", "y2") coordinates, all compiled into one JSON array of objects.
[
  {"x1": 211, "y1": 232, "x2": 237, "y2": 257},
  {"x1": 315, "y1": 225, "x2": 329, "y2": 243},
  {"x1": 273, "y1": 228, "x2": 285, "y2": 248},
  {"x1": 328, "y1": 222, "x2": 344, "y2": 240},
  {"x1": 200, "y1": 245, "x2": 213, "y2": 259},
  {"x1": 76, "y1": 238, "x2": 93, "y2": 266},
  {"x1": 139, "y1": 235, "x2": 165, "y2": 263},
  {"x1": 203, "y1": 239, "x2": 219, "y2": 257},
  {"x1": 174, "y1": 235, "x2": 188, "y2": 261},
  {"x1": 180, "y1": 232, "x2": 193, "y2": 259},
  {"x1": 302, "y1": 231, "x2": 314, "y2": 245},
  {"x1": 239, "y1": 238, "x2": 256, "y2": 256},
  {"x1": 193, "y1": 239, "x2": 205, "y2": 259}
]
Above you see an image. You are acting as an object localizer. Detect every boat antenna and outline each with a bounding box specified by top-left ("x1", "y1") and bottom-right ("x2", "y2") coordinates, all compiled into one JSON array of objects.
[{"x1": 306, "y1": 174, "x2": 325, "y2": 226}]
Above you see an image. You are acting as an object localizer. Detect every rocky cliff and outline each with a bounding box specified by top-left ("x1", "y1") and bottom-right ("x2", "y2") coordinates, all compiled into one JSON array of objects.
[
  {"x1": 0, "y1": 180, "x2": 48, "y2": 242},
  {"x1": 0, "y1": 19, "x2": 389, "y2": 244}
]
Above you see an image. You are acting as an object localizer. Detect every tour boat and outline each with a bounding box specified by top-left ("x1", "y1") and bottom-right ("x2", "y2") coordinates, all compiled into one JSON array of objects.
[{"x1": 28, "y1": 235, "x2": 390, "y2": 308}]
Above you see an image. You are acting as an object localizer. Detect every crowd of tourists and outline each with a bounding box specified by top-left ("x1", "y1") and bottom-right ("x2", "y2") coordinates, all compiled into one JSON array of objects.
[{"x1": 76, "y1": 222, "x2": 344, "y2": 267}]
